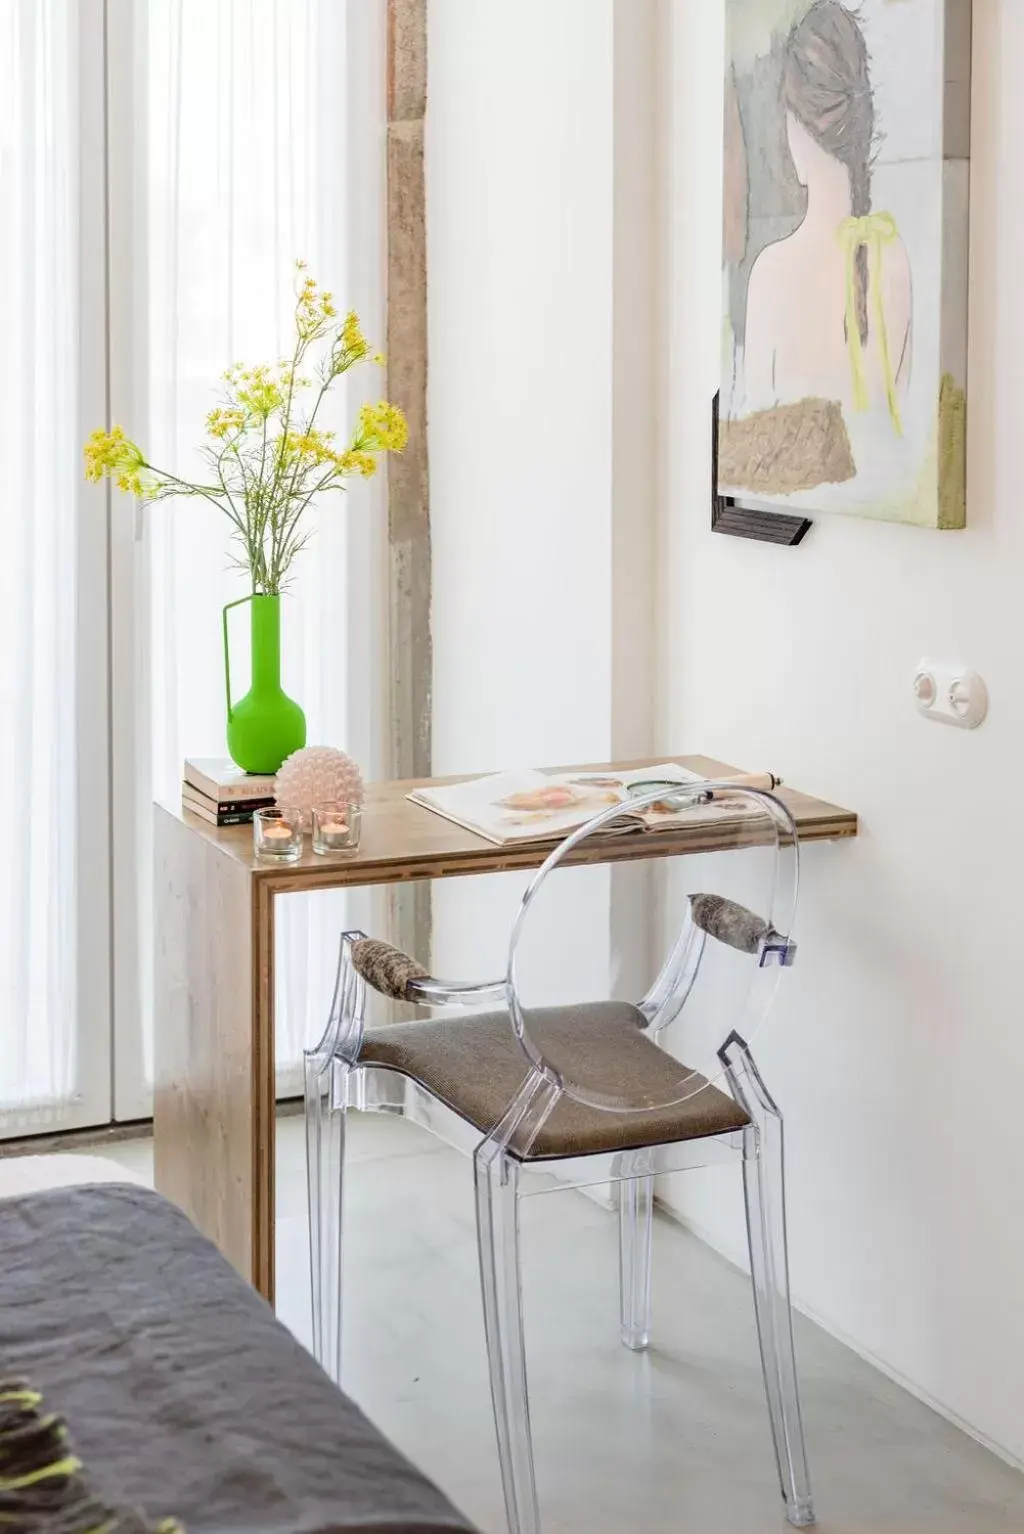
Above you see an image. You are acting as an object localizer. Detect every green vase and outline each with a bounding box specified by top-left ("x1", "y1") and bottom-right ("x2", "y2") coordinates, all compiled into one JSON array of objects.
[{"x1": 223, "y1": 594, "x2": 306, "y2": 775}]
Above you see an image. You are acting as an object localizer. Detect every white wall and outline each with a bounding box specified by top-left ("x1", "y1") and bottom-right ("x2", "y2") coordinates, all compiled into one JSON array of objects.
[
  {"x1": 428, "y1": 0, "x2": 614, "y2": 787},
  {"x1": 426, "y1": 0, "x2": 658, "y2": 989},
  {"x1": 658, "y1": 0, "x2": 1024, "y2": 1467}
]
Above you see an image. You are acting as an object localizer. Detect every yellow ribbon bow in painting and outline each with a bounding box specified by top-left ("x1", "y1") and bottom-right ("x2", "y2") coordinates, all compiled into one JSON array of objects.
[{"x1": 837, "y1": 211, "x2": 903, "y2": 436}]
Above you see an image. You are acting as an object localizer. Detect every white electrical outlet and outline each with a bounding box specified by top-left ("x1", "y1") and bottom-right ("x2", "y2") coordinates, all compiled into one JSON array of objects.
[{"x1": 913, "y1": 659, "x2": 988, "y2": 729}]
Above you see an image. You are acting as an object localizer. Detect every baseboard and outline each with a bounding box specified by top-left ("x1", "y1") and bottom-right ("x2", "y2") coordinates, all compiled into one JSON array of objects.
[
  {"x1": 0, "y1": 1096, "x2": 307, "y2": 1158},
  {"x1": 0, "y1": 1118, "x2": 153, "y2": 1157},
  {"x1": 654, "y1": 1194, "x2": 1024, "y2": 1476}
]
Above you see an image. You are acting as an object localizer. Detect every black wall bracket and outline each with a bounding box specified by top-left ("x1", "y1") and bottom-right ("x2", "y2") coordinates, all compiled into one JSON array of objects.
[{"x1": 711, "y1": 392, "x2": 812, "y2": 546}]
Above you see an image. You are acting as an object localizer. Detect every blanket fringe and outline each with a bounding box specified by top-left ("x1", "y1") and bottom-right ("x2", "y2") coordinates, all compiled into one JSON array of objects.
[{"x1": 0, "y1": 1380, "x2": 183, "y2": 1533}]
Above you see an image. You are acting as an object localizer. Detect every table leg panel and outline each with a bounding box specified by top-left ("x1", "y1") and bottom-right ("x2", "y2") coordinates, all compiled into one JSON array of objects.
[{"x1": 153, "y1": 806, "x2": 275, "y2": 1299}]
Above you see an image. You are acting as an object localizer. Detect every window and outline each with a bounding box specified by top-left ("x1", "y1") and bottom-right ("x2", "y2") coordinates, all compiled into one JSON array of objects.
[
  {"x1": 0, "y1": 0, "x2": 110, "y2": 1131},
  {"x1": 1, "y1": 0, "x2": 385, "y2": 1134}
]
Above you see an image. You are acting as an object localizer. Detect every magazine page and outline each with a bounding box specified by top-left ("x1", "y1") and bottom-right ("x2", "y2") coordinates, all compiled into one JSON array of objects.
[
  {"x1": 409, "y1": 763, "x2": 711, "y2": 846},
  {"x1": 409, "y1": 770, "x2": 631, "y2": 845}
]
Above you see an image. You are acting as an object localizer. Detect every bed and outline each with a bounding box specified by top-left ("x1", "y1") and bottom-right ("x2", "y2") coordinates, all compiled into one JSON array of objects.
[{"x1": 0, "y1": 1156, "x2": 476, "y2": 1534}]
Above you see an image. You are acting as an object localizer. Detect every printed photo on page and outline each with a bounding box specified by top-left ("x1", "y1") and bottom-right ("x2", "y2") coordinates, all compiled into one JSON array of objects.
[{"x1": 407, "y1": 764, "x2": 726, "y2": 846}]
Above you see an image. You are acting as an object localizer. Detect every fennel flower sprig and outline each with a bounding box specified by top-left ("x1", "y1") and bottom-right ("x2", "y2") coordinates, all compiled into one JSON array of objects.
[{"x1": 84, "y1": 261, "x2": 406, "y2": 595}]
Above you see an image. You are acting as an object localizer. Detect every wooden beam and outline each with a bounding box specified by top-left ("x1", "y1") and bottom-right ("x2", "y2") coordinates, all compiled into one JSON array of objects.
[
  {"x1": 386, "y1": 0, "x2": 431, "y2": 961},
  {"x1": 388, "y1": 0, "x2": 427, "y2": 122}
]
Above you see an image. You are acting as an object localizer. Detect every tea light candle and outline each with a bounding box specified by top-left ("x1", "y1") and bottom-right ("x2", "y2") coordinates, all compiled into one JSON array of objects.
[
  {"x1": 253, "y1": 808, "x2": 303, "y2": 862},
  {"x1": 312, "y1": 802, "x2": 362, "y2": 856}
]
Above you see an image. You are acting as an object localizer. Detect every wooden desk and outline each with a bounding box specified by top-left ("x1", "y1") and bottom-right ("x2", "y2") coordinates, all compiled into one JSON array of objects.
[{"x1": 153, "y1": 755, "x2": 856, "y2": 1302}]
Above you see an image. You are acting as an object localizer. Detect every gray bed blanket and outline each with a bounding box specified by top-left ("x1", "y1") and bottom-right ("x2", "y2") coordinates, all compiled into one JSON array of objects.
[{"x1": 0, "y1": 1183, "x2": 476, "y2": 1534}]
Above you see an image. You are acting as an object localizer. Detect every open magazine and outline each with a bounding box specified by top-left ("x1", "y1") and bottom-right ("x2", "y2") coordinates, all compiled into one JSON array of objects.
[{"x1": 408, "y1": 763, "x2": 764, "y2": 847}]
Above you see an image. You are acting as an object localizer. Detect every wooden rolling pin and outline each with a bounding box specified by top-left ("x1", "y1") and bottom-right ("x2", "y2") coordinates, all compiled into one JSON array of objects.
[{"x1": 695, "y1": 771, "x2": 783, "y2": 802}]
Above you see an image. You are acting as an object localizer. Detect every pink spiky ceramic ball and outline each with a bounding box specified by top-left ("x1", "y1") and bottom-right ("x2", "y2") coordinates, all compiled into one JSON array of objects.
[{"x1": 275, "y1": 746, "x2": 365, "y2": 829}]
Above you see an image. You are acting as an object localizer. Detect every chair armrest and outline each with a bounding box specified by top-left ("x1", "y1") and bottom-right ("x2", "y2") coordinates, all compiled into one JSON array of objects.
[
  {"x1": 689, "y1": 894, "x2": 768, "y2": 954},
  {"x1": 350, "y1": 938, "x2": 506, "y2": 1007},
  {"x1": 689, "y1": 894, "x2": 796, "y2": 967},
  {"x1": 350, "y1": 938, "x2": 430, "y2": 1000}
]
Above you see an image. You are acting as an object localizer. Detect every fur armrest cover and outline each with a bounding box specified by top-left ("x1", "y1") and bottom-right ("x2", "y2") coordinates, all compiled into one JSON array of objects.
[
  {"x1": 689, "y1": 894, "x2": 770, "y2": 956},
  {"x1": 350, "y1": 938, "x2": 431, "y2": 1001}
]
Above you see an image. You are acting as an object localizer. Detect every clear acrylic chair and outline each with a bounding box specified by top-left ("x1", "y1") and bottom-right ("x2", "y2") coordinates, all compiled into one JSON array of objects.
[{"x1": 304, "y1": 784, "x2": 814, "y2": 1532}]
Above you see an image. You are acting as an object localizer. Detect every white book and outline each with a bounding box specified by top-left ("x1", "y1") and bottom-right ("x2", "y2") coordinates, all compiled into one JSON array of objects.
[
  {"x1": 408, "y1": 763, "x2": 749, "y2": 846},
  {"x1": 183, "y1": 758, "x2": 277, "y2": 803}
]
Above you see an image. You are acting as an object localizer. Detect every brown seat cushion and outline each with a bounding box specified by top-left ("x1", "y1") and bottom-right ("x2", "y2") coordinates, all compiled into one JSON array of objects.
[{"x1": 359, "y1": 1004, "x2": 749, "y2": 1162}]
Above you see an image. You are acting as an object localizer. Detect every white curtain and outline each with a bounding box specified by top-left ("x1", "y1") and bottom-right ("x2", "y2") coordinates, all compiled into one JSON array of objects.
[
  {"x1": 0, "y1": 2, "x2": 94, "y2": 1125},
  {"x1": 0, "y1": 0, "x2": 383, "y2": 1128},
  {"x1": 125, "y1": 0, "x2": 376, "y2": 1102}
]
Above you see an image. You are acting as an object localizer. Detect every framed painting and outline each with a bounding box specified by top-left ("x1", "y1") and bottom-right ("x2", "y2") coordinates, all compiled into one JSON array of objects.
[{"x1": 718, "y1": 0, "x2": 972, "y2": 529}]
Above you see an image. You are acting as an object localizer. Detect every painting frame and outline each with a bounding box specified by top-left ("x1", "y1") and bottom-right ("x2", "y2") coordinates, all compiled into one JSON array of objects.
[{"x1": 717, "y1": 0, "x2": 973, "y2": 532}]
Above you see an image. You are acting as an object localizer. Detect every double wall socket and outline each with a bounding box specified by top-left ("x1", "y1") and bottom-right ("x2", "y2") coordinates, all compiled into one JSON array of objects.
[{"x1": 913, "y1": 659, "x2": 988, "y2": 729}]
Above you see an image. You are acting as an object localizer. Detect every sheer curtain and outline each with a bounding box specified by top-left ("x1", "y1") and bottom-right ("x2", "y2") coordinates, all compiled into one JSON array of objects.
[
  {"x1": 114, "y1": 0, "x2": 385, "y2": 1111},
  {"x1": 0, "y1": 0, "x2": 110, "y2": 1131}
]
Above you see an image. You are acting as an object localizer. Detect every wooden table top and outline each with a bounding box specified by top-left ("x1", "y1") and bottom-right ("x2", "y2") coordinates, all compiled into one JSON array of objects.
[{"x1": 157, "y1": 755, "x2": 857, "y2": 893}]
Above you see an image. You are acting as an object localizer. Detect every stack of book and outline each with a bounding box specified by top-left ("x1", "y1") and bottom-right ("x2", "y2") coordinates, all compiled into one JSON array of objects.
[{"x1": 182, "y1": 759, "x2": 277, "y2": 827}]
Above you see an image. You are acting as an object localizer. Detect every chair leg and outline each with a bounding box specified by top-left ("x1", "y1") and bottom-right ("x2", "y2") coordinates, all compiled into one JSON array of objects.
[
  {"x1": 474, "y1": 1146, "x2": 541, "y2": 1534},
  {"x1": 618, "y1": 1173, "x2": 654, "y2": 1351},
  {"x1": 741, "y1": 1112, "x2": 815, "y2": 1528},
  {"x1": 305, "y1": 1052, "x2": 347, "y2": 1384}
]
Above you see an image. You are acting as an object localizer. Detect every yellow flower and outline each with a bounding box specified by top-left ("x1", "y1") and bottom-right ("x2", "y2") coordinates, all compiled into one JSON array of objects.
[
  {"x1": 226, "y1": 363, "x2": 284, "y2": 419},
  {"x1": 342, "y1": 311, "x2": 370, "y2": 361},
  {"x1": 85, "y1": 268, "x2": 406, "y2": 588},
  {"x1": 285, "y1": 427, "x2": 339, "y2": 467},
  {"x1": 357, "y1": 400, "x2": 408, "y2": 453},
  {"x1": 222, "y1": 362, "x2": 255, "y2": 389},
  {"x1": 294, "y1": 266, "x2": 341, "y2": 341},
  {"x1": 338, "y1": 449, "x2": 379, "y2": 478},
  {"x1": 83, "y1": 426, "x2": 148, "y2": 493},
  {"x1": 206, "y1": 406, "x2": 246, "y2": 439}
]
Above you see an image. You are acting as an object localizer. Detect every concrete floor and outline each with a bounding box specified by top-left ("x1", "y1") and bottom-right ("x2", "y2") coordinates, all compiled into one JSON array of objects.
[{"x1": 86, "y1": 1114, "x2": 1024, "y2": 1534}]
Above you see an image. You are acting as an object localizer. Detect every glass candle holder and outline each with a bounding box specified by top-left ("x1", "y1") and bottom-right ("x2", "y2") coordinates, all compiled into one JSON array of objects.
[
  {"x1": 312, "y1": 801, "x2": 362, "y2": 857},
  {"x1": 253, "y1": 806, "x2": 303, "y2": 863}
]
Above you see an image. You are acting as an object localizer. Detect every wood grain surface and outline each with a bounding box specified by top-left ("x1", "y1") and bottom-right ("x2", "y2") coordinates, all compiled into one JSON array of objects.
[{"x1": 170, "y1": 755, "x2": 856, "y2": 891}]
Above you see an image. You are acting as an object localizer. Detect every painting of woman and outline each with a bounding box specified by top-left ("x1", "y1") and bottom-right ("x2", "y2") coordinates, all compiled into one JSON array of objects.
[
  {"x1": 719, "y1": 0, "x2": 970, "y2": 527},
  {"x1": 744, "y1": 2, "x2": 912, "y2": 428}
]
